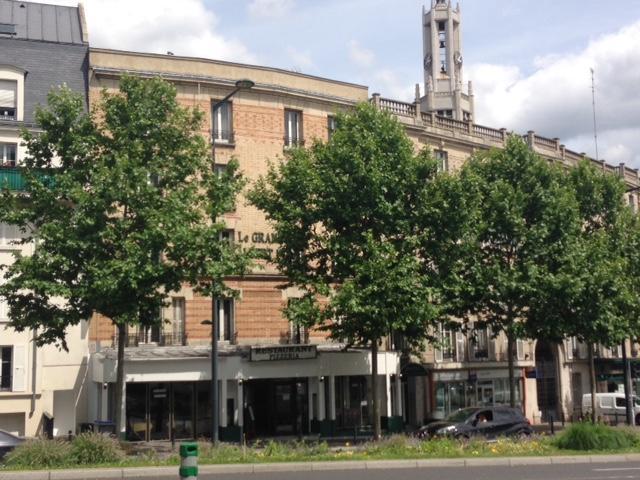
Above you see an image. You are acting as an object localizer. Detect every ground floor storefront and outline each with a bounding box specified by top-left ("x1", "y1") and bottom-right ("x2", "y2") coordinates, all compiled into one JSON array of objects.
[{"x1": 90, "y1": 345, "x2": 403, "y2": 441}]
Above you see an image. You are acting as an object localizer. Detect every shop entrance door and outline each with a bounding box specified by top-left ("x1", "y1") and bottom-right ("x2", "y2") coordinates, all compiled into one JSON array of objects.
[
  {"x1": 477, "y1": 382, "x2": 494, "y2": 406},
  {"x1": 246, "y1": 378, "x2": 308, "y2": 437}
]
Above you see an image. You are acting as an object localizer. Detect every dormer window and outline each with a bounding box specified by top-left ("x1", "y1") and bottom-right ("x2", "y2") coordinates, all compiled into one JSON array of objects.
[{"x1": 0, "y1": 80, "x2": 17, "y2": 120}]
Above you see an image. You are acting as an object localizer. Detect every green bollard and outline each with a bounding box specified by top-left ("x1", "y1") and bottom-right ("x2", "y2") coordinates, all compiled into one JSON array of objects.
[{"x1": 179, "y1": 442, "x2": 198, "y2": 480}]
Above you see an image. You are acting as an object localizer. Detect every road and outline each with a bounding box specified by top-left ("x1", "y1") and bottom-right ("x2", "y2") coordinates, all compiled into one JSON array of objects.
[{"x1": 127, "y1": 460, "x2": 640, "y2": 480}]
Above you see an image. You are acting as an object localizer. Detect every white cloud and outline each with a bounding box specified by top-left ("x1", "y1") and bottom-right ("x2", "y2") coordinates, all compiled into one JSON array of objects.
[
  {"x1": 466, "y1": 21, "x2": 640, "y2": 167},
  {"x1": 76, "y1": 0, "x2": 255, "y2": 63},
  {"x1": 348, "y1": 40, "x2": 375, "y2": 68},
  {"x1": 373, "y1": 69, "x2": 414, "y2": 102},
  {"x1": 247, "y1": 0, "x2": 295, "y2": 19},
  {"x1": 285, "y1": 47, "x2": 315, "y2": 72}
]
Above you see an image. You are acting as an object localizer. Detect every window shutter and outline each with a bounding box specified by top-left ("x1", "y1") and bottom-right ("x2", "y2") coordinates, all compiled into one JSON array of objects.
[
  {"x1": 0, "y1": 299, "x2": 7, "y2": 321},
  {"x1": 0, "y1": 80, "x2": 16, "y2": 108},
  {"x1": 435, "y1": 324, "x2": 443, "y2": 362},
  {"x1": 565, "y1": 339, "x2": 573, "y2": 360},
  {"x1": 516, "y1": 339, "x2": 524, "y2": 361},
  {"x1": 488, "y1": 328, "x2": 495, "y2": 360},
  {"x1": 468, "y1": 332, "x2": 476, "y2": 360},
  {"x1": 455, "y1": 331, "x2": 465, "y2": 362},
  {"x1": 12, "y1": 345, "x2": 26, "y2": 392}
]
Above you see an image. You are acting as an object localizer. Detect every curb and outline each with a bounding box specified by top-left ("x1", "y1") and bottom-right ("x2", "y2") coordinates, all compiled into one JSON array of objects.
[{"x1": 3, "y1": 454, "x2": 640, "y2": 479}]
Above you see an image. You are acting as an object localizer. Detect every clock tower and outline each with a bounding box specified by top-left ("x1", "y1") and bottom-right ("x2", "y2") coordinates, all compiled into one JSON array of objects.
[{"x1": 421, "y1": 0, "x2": 474, "y2": 122}]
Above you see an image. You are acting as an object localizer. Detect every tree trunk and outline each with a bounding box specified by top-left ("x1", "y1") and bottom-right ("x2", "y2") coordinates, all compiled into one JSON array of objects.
[
  {"x1": 507, "y1": 329, "x2": 516, "y2": 408},
  {"x1": 114, "y1": 322, "x2": 127, "y2": 439},
  {"x1": 371, "y1": 340, "x2": 381, "y2": 440},
  {"x1": 588, "y1": 343, "x2": 597, "y2": 424}
]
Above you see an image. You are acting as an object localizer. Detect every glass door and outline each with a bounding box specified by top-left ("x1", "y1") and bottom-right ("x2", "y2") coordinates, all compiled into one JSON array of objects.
[
  {"x1": 477, "y1": 381, "x2": 494, "y2": 406},
  {"x1": 149, "y1": 383, "x2": 170, "y2": 440},
  {"x1": 173, "y1": 383, "x2": 194, "y2": 439}
]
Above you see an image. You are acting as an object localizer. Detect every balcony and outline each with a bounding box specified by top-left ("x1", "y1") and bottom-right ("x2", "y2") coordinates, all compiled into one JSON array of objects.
[
  {"x1": 112, "y1": 327, "x2": 187, "y2": 348},
  {"x1": 0, "y1": 166, "x2": 25, "y2": 191}
]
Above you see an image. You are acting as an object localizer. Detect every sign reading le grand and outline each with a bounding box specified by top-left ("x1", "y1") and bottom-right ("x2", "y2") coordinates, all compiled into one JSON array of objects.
[{"x1": 250, "y1": 345, "x2": 318, "y2": 362}]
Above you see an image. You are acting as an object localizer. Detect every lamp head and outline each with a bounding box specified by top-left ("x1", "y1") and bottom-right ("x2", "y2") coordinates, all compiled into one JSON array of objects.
[{"x1": 235, "y1": 79, "x2": 255, "y2": 90}]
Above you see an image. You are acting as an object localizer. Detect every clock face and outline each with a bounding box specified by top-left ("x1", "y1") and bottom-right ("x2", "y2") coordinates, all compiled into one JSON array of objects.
[{"x1": 424, "y1": 53, "x2": 432, "y2": 70}]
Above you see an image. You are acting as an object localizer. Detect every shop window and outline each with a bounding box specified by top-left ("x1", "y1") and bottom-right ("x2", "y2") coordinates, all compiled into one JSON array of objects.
[
  {"x1": 0, "y1": 143, "x2": 16, "y2": 166},
  {"x1": 0, "y1": 80, "x2": 17, "y2": 120},
  {"x1": 215, "y1": 298, "x2": 234, "y2": 342},
  {"x1": 284, "y1": 109, "x2": 303, "y2": 147},
  {"x1": 435, "y1": 150, "x2": 448, "y2": 172},
  {"x1": 212, "y1": 100, "x2": 233, "y2": 143},
  {"x1": 0, "y1": 346, "x2": 12, "y2": 391}
]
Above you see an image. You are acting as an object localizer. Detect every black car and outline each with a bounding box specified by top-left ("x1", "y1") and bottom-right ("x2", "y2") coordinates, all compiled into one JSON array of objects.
[
  {"x1": 416, "y1": 406, "x2": 532, "y2": 440},
  {"x1": 0, "y1": 429, "x2": 24, "y2": 459}
]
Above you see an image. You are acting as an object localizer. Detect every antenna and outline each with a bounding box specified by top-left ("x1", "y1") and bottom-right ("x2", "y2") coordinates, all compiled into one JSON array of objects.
[{"x1": 590, "y1": 68, "x2": 599, "y2": 161}]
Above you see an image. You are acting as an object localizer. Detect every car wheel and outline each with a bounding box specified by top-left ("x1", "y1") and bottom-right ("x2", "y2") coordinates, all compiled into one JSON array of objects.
[
  {"x1": 514, "y1": 428, "x2": 531, "y2": 439},
  {"x1": 635, "y1": 414, "x2": 640, "y2": 426}
]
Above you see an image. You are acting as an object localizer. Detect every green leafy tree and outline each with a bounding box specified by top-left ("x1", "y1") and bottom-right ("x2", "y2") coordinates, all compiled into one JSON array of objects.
[
  {"x1": 249, "y1": 103, "x2": 442, "y2": 439},
  {"x1": 0, "y1": 76, "x2": 251, "y2": 436},
  {"x1": 529, "y1": 160, "x2": 635, "y2": 421},
  {"x1": 451, "y1": 136, "x2": 581, "y2": 407}
]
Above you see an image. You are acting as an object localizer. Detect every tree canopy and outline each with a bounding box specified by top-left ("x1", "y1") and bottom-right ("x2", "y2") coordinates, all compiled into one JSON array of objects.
[
  {"x1": 0, "y1": 76, "x2": 252, "y2": 434},
  {"x1": 249, "y1": 102, "x2": 445, "y2": 437}
]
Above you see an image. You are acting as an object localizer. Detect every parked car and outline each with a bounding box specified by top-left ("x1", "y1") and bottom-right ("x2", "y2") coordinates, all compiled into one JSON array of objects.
[
  {"x1": 416, "y1": 406, "x2": 532, "y2": 440},
  {"x1": 582, "y1": 393, "x2": 640, "y2": 425},
  {"x1": 0, "y1": 429, "x2": 24, "y2": 459}
]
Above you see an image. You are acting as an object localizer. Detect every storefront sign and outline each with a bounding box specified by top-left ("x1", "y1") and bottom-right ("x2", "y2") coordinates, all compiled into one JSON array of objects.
[{"x1": 250, "y1": 345, "x2": 317, "y2": 362}]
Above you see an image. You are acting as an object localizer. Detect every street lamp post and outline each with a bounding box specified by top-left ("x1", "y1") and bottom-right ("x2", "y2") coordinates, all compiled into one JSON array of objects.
[{"x1": 208, "y1": 79, "x2": 254, "y2": 445}]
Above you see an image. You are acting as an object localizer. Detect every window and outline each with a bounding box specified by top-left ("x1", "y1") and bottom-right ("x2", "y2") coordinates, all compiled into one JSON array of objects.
[
  {"x1": 327, "y1": 116, "x2": 337, "y2": 140},
  {"x1": 172, "y1": 297, "x2": 185, "y2": 345},
  {"x1": 215, "y1": 298, "x2": 234, "y2": 342},
  {"x1": 435, "y1": 150, "x2": 448, "y2": 172},
  {"x1": 0, "y1": 346, "x2": 11, "y2": 391},
  {"x1": 212, "y1": 100, "x2": 233, "y2": 143},
  {"x1": 0, "y1": 143, "x2": 16, "y2": 166},
  {"x1": 0, "y1": 80, "x2": 17, "y2": 120},
  {"x1": 284, "y1": 109, "x2": 303, "y2": 147},
  {"x1": 438, "y1": 21, "x2": 447, "y2": 73},
  {"x1": 213, "y1": 163, "x2": 227, "y2": 177},
  {"x1": 290, "y1": 321, "x2": 309, "y2": 344},
  {"x1": 438, "y1": 324, "x2": 456, "y2": 361},
  {"x1": 470, "y1": 327, "x2": 489, "y2": 360},
  {"x1": 463, "y1": 111, "x2": 472, "y2": 122},
  {"x1": 436, "y1": 109, "x2": 453, "y2": 118},
  {"x1": 220, "y1": 229, "x2": 235, "y2": 244}
]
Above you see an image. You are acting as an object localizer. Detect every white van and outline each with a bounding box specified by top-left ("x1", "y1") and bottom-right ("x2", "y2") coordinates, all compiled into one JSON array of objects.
[{"x1": 582, "y1": 393, "x2": 640, "y2": 425}]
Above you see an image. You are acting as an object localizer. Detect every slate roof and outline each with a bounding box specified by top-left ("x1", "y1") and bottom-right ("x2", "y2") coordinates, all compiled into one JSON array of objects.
[{"x1": 0, "y1": 0, "x2": 86, "y2": 44}]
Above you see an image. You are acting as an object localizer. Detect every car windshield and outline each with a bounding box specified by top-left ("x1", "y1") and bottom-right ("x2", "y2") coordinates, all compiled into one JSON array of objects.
[{"x1": 445, "y1": 408, "x2": 478, "y2": 423}]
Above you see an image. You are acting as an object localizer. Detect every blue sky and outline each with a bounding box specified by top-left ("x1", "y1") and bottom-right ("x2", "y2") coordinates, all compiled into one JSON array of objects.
[{"x1": 52, "y1": 0, "x2": 640, "y2": 167}]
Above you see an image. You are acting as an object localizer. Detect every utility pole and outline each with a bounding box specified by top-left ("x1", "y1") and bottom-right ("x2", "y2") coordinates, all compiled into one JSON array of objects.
[{"x1": 622, "y1": 341, "x2": 634, "y2": 425}]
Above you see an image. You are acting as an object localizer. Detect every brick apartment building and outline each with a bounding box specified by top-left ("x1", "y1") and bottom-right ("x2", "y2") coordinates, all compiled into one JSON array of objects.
[{"x1": 1, "y1": 0, "x2": 640, "y2": 439}]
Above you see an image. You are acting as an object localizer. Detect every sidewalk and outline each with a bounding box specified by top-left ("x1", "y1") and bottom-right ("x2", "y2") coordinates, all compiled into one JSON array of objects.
[{"x1": 3, "y1": 453, "x2": 640, "y2": 480}]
